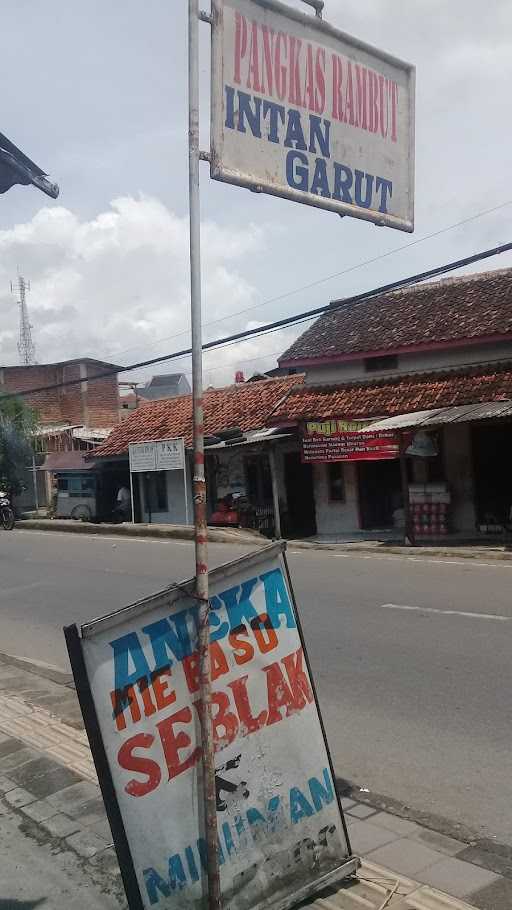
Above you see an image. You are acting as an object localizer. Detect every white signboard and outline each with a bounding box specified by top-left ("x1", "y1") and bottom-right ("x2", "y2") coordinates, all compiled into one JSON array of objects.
[
  {"x1": 211, "y1": 0, "x2": 415, "y2": 231},
  {"x1": 155, "y1": 438, "x2": 185, "y2": 472},
  {"x1": 129, "y1": 442, "x2": 157, "y2": 473},
  {"x1": 129, "y1": 439, "x2": 185, "y2": 473},
  {"x1": 68, "y1": 544, "x2": 354, "y2": 910}
]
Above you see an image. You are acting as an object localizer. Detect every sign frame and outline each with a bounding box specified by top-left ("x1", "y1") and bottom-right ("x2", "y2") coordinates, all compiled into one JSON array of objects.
[
  {"x1": 64, "y1": 542, "x2": 357, "y2": 910},
  {"x1": 128, "y1": 437, "x2": 189, "y2": 526},
  {"x1": 210, "y1": 0, "x2": 415, "y2": 232}
]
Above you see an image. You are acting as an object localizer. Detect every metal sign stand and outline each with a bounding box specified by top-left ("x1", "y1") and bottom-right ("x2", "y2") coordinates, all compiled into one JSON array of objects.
[{"x1": 188, "y1": 2, "x2": 222, "y2": 909}]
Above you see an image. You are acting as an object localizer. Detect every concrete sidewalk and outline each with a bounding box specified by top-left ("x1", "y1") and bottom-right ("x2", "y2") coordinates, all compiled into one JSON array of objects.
[
  {"x1": 15, "y1": 517, "x2": 512, "y2": 563},
  {"x1": 0, "y1": 653, "x2": 509, "y2": 909},
  {"x1": 16, "y1": 517, "x2": 264, "y2": 545}
]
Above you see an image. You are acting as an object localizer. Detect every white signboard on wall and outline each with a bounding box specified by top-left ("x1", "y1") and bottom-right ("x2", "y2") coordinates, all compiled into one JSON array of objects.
[
  {"x1": 66, "y1": 543, "x2": 355, "y2": 910},
  {"x1": 129, "y1": 442, "x2": 157, "y2": 473},
  {"x1": 155, "y1": 438, "x2": 185, "y2": 471},
  {"x1": 129, "y1": 439, "x2": 185, "y2": 473},
  {"x1": 211, "y1": 0, "x2": 415, "y2": 231}
]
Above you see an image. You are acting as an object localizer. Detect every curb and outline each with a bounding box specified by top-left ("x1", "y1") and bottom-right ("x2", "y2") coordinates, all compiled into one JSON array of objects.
[
  {"x1": 15, "y1": 518, "x2": 266, "y2": 546},
  {"x1": 15, "y1": 519, "x2": 512, "y2": 562},
  {"x1": 288, "y1": 540, "x2": 512, "y2": 561},
  {"x1": 0, "y1": 650, "x2": 74, "y2": 688}
]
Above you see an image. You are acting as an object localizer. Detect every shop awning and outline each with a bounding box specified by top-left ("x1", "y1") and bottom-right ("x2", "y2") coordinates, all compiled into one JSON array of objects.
[
  {"x1": 204, "y1": 428, "x2": 294, "y2": 450},
  {"x1": 363, "y1": 399, "x2": 512, "y2": 433}
]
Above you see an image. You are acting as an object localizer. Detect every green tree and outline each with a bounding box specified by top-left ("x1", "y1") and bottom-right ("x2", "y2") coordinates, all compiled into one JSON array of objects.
[{"x1": 0, "y1": 397, "x2": 37, "y2": 497}]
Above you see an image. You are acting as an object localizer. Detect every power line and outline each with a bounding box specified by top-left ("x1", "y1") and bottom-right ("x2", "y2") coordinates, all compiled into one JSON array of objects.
[
  {"x1": 2, "y1": 239, "x2": 512, "y2": 402},
  {"x1": 97, "y1": 197, "x2": 512, "y2": 364}
]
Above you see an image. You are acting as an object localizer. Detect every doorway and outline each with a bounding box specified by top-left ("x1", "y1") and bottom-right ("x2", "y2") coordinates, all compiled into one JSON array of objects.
[
  {"x1": 358, "y1": 459, "x2": 402, "y2": 529},
  {"x1": 472, "y1": 423, "x2": 512, "y2": 526},
  {"x1": 284, "y1": 452, "x2": 316, "y2": 537}
]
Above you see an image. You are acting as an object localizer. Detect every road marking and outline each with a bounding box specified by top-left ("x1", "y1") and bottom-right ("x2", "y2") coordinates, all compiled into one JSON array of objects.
[
  {"x1": 13, "y1": 530, "x2": 512, "y2": 568},
  {"x1": 381, "y1": 603, "x2": 511, "y2": 621},
  {"x1": 318, "y1": 552, "x2": 512, "y2": 569}
]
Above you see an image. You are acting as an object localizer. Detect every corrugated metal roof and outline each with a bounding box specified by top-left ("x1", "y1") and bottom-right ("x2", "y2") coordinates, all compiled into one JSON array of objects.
[
  {"x1": 364, "y1": 399, "x2": 512, "y2": 432},
  {"x1": 205, "y1": 429, "x2": 293, "y2": 450}
]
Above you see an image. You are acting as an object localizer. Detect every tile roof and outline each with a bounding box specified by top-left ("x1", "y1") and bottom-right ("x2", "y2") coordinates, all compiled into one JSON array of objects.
[
  {"x1": 268, "y1": 362, "x2": 512, "y2": 424},
  {"x1": 279, "y1": 268, "x2": 512, "y2": 364},
  {"x1": 93, "y1": 374, "x2": 303, "y2": 458}
]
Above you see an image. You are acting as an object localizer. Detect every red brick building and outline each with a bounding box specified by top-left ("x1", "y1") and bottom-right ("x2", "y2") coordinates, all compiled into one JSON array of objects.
[
  {"x1": 0, "y1": 358, "x2": 121, "y2": 429},
  {"x1": 0, "y1": 358, "x2": 122, "y2": 514}
]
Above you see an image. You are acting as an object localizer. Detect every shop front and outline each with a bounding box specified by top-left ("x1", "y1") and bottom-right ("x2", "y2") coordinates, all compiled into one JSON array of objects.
[{"x1": 301, "y1": 418, "x2": 404, "y2": 537}]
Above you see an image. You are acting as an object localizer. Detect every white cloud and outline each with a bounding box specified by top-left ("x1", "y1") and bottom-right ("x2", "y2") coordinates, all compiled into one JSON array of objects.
[{"x1": 0, "y1": 196, "x2": 294, "y2": 387}]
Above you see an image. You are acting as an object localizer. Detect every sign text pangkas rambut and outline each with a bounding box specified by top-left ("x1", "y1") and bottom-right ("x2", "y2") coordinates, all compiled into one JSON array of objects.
[{"x1": 211, "y1": 0, "x2": 415, "y2": 231}]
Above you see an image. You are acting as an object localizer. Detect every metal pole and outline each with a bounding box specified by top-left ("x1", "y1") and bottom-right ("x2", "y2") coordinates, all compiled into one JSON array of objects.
[
  {"x1": 399, "y1": 434, "x2": 415, "y2": 546},
  {"x1": 184, "y1": 454, "x2": 189, "y2": 526},
  {"x1": 268, "y1": 447, "x2": 282, "y2": 539},
  {"x1": 129, "y1": 469, "x2": 135, "y2": 524},
  {"x1": 31, "y1": 454, "x2": 39, "y2": 512},
  {"x1": 188, "y1": 2, "x2": 221, "y2": 910}
]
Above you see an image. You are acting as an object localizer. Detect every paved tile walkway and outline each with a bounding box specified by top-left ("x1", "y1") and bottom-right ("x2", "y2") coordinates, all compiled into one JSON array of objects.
[{"x1": 1, "y1": 653, "x2": 511, "y2": 908}]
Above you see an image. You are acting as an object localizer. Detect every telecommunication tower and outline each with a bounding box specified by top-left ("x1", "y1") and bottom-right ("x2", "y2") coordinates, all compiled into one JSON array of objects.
[{"x1": 11, "y1": 273, "x2": 36, "y2": 365}]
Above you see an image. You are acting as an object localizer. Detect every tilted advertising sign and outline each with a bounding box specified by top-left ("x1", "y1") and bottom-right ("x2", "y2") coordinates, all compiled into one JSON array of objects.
[
  {"x1": 65, "y1": 543, "x2": 355, "y2": 910},
  {"x1": 211, "y1": 0, "x2": 415, "y2": 231},
  {"x1": 302, "y1": 419, "x2": 400, "y2": 462}
]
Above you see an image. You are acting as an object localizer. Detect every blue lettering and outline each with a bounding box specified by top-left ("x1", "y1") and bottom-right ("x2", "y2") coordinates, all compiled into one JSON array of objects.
[
  {"x1": 286, "y1": 150, "x2": 309, "y2": 191},
  {"x1": 261, "y1": 569, "x2": 296, "y2": 629},
  {"x1": 238, "y1": 91, "x2": 262, "y2": 138},
  {"x1": 142, "y1": 610, "x2": 194, "y2": 672},
  {"x1": 354, "y1": 169, "x2": 374, "y2": 208},
  {"x1": 219, "y1": 578, "x2": 259, "y2": 630},
  {"x1": 332, "y1": 162, "x2": 353, "y2": 204},
  {"x1": 310, "y1": 158, "x2": 331, "y2": 198},
  {"x1": 144, "y1": 868, "x2": 171, "y2": 905},
  {"x1": 222, "y1": 820, "x2": 237, "y2": 857},
  {"x1": 309, "y1": 115, "x2": 330, "y2": 157},
  {"x1": 284, "y1": 109, "x2": 307, "y2": 150},
  {"x1": 110, "y1": 632, "x2": 150, "y2": 691},
  {"x1": 209, "y1": 596, "x2": 230, "y2": 642},
  {"x1": 290, "y1": 787, "x2": 314, "y2": 824},
  {"x1": 375, "y1": 176, "x2": 393, "y2": 213},
  {"x1": 185, "y1": 845, "x2": 199, "y2": 882},
  {"x1": 263, "y1": 99, "x2": 286, "y2": 143},
  {"x1": 308, "y1": 768, "x2": 335, "y2": 812}
]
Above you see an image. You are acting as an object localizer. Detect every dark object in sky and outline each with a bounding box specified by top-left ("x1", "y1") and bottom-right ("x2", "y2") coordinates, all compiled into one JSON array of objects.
[{"x1": 0, "y1": 131, "x2": 59, "y2": 199}]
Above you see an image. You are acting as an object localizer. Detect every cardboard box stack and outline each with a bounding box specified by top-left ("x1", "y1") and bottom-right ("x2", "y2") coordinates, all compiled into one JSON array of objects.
[{"x1": 409, "y1": 483, "x2": 450, "y2": 537}]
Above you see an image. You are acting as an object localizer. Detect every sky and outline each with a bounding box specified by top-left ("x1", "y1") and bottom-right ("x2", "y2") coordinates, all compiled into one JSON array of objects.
[{"x1": 1, "y1": 0, "x2": 512, "y2": 389}]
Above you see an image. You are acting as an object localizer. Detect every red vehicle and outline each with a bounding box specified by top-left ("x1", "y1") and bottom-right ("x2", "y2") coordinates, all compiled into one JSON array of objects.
[{"x1": 209, "y1": 492, "x2": 252, "y2": 528}]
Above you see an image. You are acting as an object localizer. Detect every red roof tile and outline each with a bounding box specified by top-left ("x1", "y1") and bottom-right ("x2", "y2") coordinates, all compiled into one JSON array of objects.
[
  {"x1": 93, "y1": 375, "x2": 303, "y2": 457},
  {"x1": 268, "y1": 363, "x2": 512, "y2": 424},
  {"x1": 280, "y1": 268, "x2": 512, "y2": 364}
]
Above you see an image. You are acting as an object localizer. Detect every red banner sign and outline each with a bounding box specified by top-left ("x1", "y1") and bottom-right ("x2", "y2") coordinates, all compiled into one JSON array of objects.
[{"x1": 302, "y1": 419, "x2": 399, "y2": 463}]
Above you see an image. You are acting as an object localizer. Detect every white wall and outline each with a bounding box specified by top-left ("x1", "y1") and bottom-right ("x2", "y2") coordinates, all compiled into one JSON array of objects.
[
  {"x1": 303, "y1": 340, "x2": 512, "y2": 386},
  {"x1": 138, "y1": 460, "x2": 192, "y2": 525},
  {"x1": 312, "y1": 462, "x2": 360, "y2": 536},
  {"x1": 442, "y1": 424, "x2": 476, "y2": 532}
]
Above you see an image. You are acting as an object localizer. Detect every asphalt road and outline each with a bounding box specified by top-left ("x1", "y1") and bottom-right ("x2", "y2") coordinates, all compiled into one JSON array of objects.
[{"x1": 1, "y1": 529, "x2": 511, "y2": 847}]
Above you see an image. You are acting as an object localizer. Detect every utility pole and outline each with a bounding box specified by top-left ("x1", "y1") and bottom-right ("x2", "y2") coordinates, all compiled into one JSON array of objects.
[
  {"x1": 188, "y1": 1, "x2": 222, "y2": 909},
  {"x1": 11, "y1": 274, "x2": 36, "y2": 365}
]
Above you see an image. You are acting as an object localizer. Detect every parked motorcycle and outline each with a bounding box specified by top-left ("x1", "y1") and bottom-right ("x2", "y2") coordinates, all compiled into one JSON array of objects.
[{"x1": 0, "y1": 493, "x2": 15, "y2": 530}]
